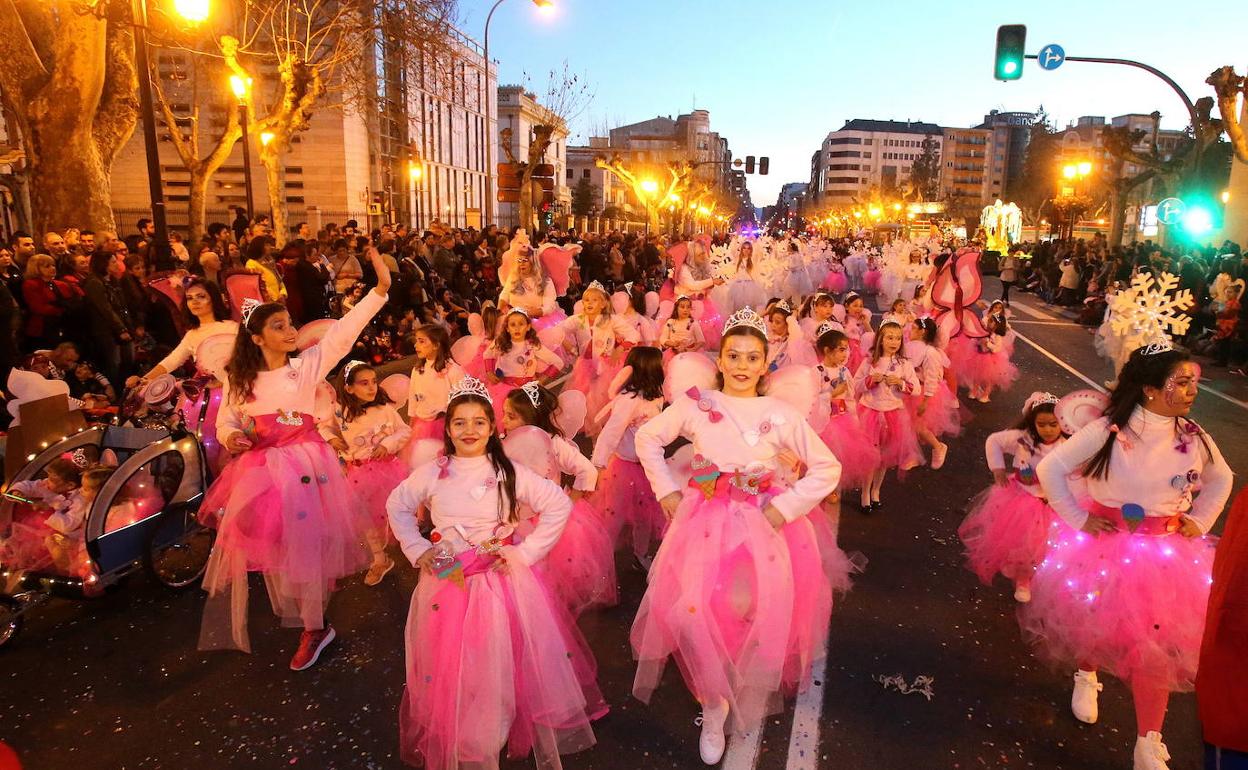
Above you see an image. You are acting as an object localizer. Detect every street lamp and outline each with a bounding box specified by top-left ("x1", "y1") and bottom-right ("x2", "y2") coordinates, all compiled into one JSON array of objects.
[
  {"x1": 229, "y1": 74, "x2": 256, "y2": 219},
  {"x1": 640, "y1": 179, "x2": 659, "y2": 194},
  {"x1": 482, "y1": 0, "x2": 556, "y2": 228},
  {"x1": 409, "y1": 162, "x2": 424, "y2": 230},
  {"x1": 173, "y1": 0, "x2": 210, "y2": 22},
  {"x1": 259, "y1": 131, "x2": 275, "y2": 147}
]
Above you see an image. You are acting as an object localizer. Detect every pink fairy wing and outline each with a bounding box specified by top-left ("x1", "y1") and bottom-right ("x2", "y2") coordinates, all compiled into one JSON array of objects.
[
  {"x1": 606, "y1": 365, "x2": 633, "y2": 400},
  {"x1": 554, "y1": 389, "x2": 587, "y2": 438},
  {"x1": 1054, "y1": 389, "x2": 1111, "y2": 435},
  {"x1": 645, "y1": 291, "x2": 660, "y2": 318},
  {"x1": 928, "y1": 265, "x2": 958, "y2": 310},
  {"x1": 535, "y1": 325, "x2": 566, "y2": 359},
  {"x1": 764, "y1": 365, "x2": 820, "y2": 419},
  {"x1": 406, "y1": 438, "x2": 444, "y2": 470},
  {"x1": 538, "y1": 244, "x2": 579, "y2": 296},
  {"x1": 451, "y1": 336, "x2": 483, "y2": 369},
  {"x1": 502, "y1": 425, "x2": 555, "y2": 477},
  {"x1": 663, "y1": 351, "x2": 717, "y2": 403},
  {"x1": 380, "y1": 374, "x2": 410, "y2": 405},
  {"x1": 655, "y1": 299, "x2": 675, "y2": 324},
  {"x1": 296, "y1": 319, "x2": 335, "y2": 351},
  {"x1": 148, "y1": 275, "x2": 185, "y2": 311},
  {"x1": 610, "y1": 291, "x2": 630, "y2": 314},
  {"x1": 194, "y1": 334, "x2": 236, "y2": 380},
  {"x1": 466, "y1": 312, "x2": 485, "y2": 338},
  {"x1": 224, "y1": 273, "x2": 264, "y2": 320},
  {"x1": 667, "y1": 242, "x2": 689, "y2": 274},
  {"x1": 953, "y1": 249, "x2": 984, "y2": 306}
]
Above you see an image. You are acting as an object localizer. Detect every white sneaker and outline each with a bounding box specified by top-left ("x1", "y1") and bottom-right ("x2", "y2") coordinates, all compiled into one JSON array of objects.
[
  {"x1": 1133, "y1": 731, "x2": 1171, "y2": 770},
  {"x1": 930, "y1": 443, "x2": 948, "y2": 470},
  {"x1": 698, "y1": 699, "x2": 729, "y2": 765},
  {"x1": 1071, "y1": 670, "x2": 1103, "y2": 724},
  {"x1": 1013, "y1": 584, "x2": 1031, "y2": 603},
  {"x1": 977, "y1": 393, "x2": 991, "y2": 403}
]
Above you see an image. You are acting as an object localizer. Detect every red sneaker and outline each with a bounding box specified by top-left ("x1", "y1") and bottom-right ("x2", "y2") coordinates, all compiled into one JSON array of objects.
[{"x1": 289, "y1": 626, "x2": 336, "y2": 671}]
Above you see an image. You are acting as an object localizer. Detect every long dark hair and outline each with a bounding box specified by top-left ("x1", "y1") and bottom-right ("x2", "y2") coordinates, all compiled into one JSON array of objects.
[
  {"x1": 913, "y1": 316, "x2": 939, "y2": 345},
  {"x1": 714, "y1": 325, "x2": 769, "y2": 393},
  {"x1": 1081, "y1": 348, "x2": 1209, "y2": 479},
  {"x1": 504, "y1": 384, "x2": 563, "y2": 438},
  {"x1": 816, "y1": 328, "x2": 848, "y2": 357},
  {"x1": 226, "y1": 302, "x2": 288, "y2": 403},
  {"x1": 338, "y1": 362, "x2": 394, "y2": 422},
  {"x1": 620, "y1": 346, "x2": 665, "y2": 401},
  {"x1": 869, "y1": 321, "x2": 906, "y2": 363},
  {"x1": 413, "y1": 323, "x2": 451, "y2": 374},
  {"x1": 182, "y1": 277, "x2": 230, "y2": 328},
  {"x1": 443, "y1": 394, "x2": 519, "y2": 523},
  {"x1": 495, "y1": 309, "x2": 540, "y2": 354},
  {"x1": 1012, "y1": 402, "x2": 1066, "y2": 453}
]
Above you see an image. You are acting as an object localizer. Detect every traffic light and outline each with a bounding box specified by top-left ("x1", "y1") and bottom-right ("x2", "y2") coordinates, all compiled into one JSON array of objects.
[
  {"x1": 994, "y1": 24, "x2": 1026, "y2": 81},
  {"x1": 745, "y1": 155, "x2": 756, "y2": 174},
  {"x1": 758, "y1": 157, "x2": 769, "y2": 175}
]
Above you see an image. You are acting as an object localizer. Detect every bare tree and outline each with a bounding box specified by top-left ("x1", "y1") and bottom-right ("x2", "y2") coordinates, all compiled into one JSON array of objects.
[
  {"x1": 595, "y1": 155, "x2": 695, "y2": 232},
  {"x1": 0, "y1": 0, "x2": 139, "y2": 233},
  {"x1": 1208, "y1": 66, "x2": 1248, "y2": 163}
]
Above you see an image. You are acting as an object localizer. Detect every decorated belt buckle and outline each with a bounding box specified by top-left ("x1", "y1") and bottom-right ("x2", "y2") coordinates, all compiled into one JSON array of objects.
[{"x1": 729, "y1": 472, "x2": 764, "y2": 496}]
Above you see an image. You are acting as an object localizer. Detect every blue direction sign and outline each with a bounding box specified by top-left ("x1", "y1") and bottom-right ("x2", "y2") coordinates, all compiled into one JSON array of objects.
[
  {"x1": 1157, "y1": 197, "x2": 1186, "y2": 225},
  {"x1": 1038, "y1": 44, "x2": 1065, "y2": 71}
]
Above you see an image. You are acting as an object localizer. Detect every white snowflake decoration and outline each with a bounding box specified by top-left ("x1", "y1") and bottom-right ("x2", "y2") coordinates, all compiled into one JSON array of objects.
[{"x1": 1108, "y1": 271, "x2": 1194, "y2": 344}]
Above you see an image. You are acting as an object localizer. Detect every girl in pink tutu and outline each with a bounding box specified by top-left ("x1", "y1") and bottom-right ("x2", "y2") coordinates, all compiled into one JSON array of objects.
[
  {"x1": 2, "y1": 456, "x2": 99, "y2": 577},
  {"x1": 483, "y1": 308, "x2": 564, "y2": 419},
  {"x1": 657, "y1": 296, "x2": 706, "y2": 362},
  {"x1": 386, "y1": 377, "x2": 606, "y2": 770},
  {"x1": 561, "y1": 281, "x2": 640, "y2": 436},
  {"x1": 591, "y1": 346, "x2": 667, "y2": 562},
  {"x1": 798, "y1": 292, "x2": 842, "y2": 340},
  {"x1": 404, "y1": 324, "x2": 464, "y2": 444},
  {"x1": 633, "y1": 307, "x2": 853, "y2": 765},
  {"x1": 957, "y1": 392, "x2": 1066, "y2": 603},
  {"x1": 854, "y1": 321, "x2": 922, "y2": 512},
  {"x1": 501, "y1": 383, "x2": 618, "y2": 617},
  {"x1": 963, "y1": 301, "x2": 1018, "y2": 403},
  {"x1": 198, "y1": 248, "x2": 390, "y2": 669},
  {"x1": 325, "y1": 360, "x2": 412, "y2": 587},
  {"x1": 842, "y1": 292, "x2": 872, "y2": 373},
  {"x1": 906, "y1": 317, "x2": 958, "y2": 468},
  {"x1": 764, "y1": 299, "x2": 815, "y2": 371},
  {"x1": 813, "y1": 326, "x2": 880, "y2": 496},
  {"x1": 1026, "y1": 346, "x2": 1232, "y2": 770}
]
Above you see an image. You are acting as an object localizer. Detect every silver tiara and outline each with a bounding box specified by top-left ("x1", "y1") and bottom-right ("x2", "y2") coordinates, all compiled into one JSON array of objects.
[
  {"x1": 240, "y1": 297, "x2": 262, "y2": 326},
  {"x1": 816, "y1": 321, "x2": 841, "y2": 338},
  {"x1": 723, "y1": 306, "x2": 768, "y2": 335},
  {"x1": 1023, "y1": 391, "x2": 1060, "y2": 414},
  {"x1": 520, "y1": 381, "x2": 542, "y2": 408},
  {"x1": 1141, "y1": 338, "x2": 1174, "y2": 356},
  {"x1": 772, "y1": 299, "x2": 792, "y2": 314},
  {"x1": 584, "y1": 280, "x2": 607, "y2": 295},
  {"x1": 69, "y1": 448, "x2": 91, "y2": 468},
  {"x1": 448, "y1": 375, "x2": 492, "y2": 405},
  {"x1": 506, "y1": 306, "x2": 530, "y2": 318},
  {"x1": 343, "y1": 360, "x2": 367, "y2": 380}
]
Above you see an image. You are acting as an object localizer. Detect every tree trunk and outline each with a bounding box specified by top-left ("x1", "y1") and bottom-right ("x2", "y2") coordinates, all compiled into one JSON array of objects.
[
  {"x1": 187, "y1": 168, "x2": 210, "y2": 245},
  {"x1": 260, "y1": 147, "x2": 287, "y2": 247},
  {"x1": 27, "y1": 120, "x2": 117, "y2": 233},
  {"x1": 1107, "y1": 186, "x2": 1127, "y2": 249}
]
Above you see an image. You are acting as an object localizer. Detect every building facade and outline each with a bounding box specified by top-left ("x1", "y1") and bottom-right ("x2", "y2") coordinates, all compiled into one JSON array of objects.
[
  {"x1": 494, "y1": 85, "x2": 570, "y2": 229},
  {"x1": 808, "y1": 119, "x2": 943, "y2": 207}
]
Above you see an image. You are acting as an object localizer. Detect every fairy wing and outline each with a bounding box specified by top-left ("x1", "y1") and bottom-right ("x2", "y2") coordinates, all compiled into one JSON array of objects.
[
  {"x1": 765, "y1": 365, "x2": 821, "y2": 420},
  {"x1": 663, "y1": 351, "x2": 717, "y2": 403},
  {"x1": 1054, "y1": 389, "x2": 1111, "y2": 435},
  {"x1": 667, "y1": 241, "x2": 688, "y2": 274},
  {"x1": 655, "y1": 299, "x2": 675, "y2": 325},
  {"x1": 554, "y1": 389, "x2": 588, "y2": 438},
  {"x1": 451, "y1": 336, "x2": 484, "y2": 369},
  {"x1": 296, "y1": 319, "x2": 336, "y2": 351},
  {"x1": 611, "y1": 291, "x2": 630, "y2": 314},
  {"x1": 645, "y1": 291, "x2": 660, "y2": 318},
  {"x1": 538, "y1": 243, "x2": 579, "y2": 296},
  {"x1": 502, "y1": 425, "x2": 555, "y2": 477},
  {"x1": 380, "y1": 374, "x2": 410, "y2": 405},
  {"x1": 466, "y1": 312, "x2": 484, "y2": 338},
  {"x1": 224, "y1": 272, "x2": 264, "y2": 320},
  {"x1": 194, "y1": 333, "x2": 236, "y2": 380}
]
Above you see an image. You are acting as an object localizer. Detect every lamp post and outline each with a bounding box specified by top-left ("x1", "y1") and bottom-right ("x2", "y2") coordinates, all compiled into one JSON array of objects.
[
  {"x1": 481, "y1": 0, "x2": 554, "y2": 229},
  {"x1": 409, "y1": 162, "x2": 424, "y2": 230},
  {"x1": 229, "y1": 75, "x2": 256, "y2": 219}
]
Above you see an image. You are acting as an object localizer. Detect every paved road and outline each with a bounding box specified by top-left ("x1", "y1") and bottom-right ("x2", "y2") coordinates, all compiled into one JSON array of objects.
[{"x1": 1, "y1": 288, "x2": 1241, "y2": 770}]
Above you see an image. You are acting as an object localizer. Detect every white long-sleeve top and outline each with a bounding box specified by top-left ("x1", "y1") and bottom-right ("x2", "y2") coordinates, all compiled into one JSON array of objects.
[
  {"x1": 9, "y1": 480, "x2": 89, "y2": 535},
  {"x1": 559, "y1": 313, "x2": 640, "y2": 362},
  {"x1": 843, "y1": 310, "x2": 873, "y2": 341},
  {"x1": 658, "y1": 317, "x2": 705, "y2": 351},
  {"x1": 330, "y1": 404, "x2": 413, "y2": 463},
  {"x1": 386, "y1": 454, "x2": 572, "y2": 566},
  {"x1": 767, "y1": 316, "x2": 816, "y2": 370},
  {"x1": 156, "y1": 320, "x2": 240, "y2": 378},
  {"x1": 905, "y1": 340, "x2": 949, "y2": 397},
  {"x1": 1036, "y1": 407, "x2": 1233, "y2": 533},
  {"x1": 216, "y1": 290, "x2": 386, "y2": 443},
  {"x1": 634, "y1": 390, "x2": 840, "y2": 523},
  {"x1": 984, "y1": 428, "x2": 1065, "y2": 498},
  {"x1": 815, "y1": 363, "x2": 858, "y2": 410},
  {"x1": 853, "y1": 355, "x2": 919, "y2": 412},
  {"x1": 617, "y1": 309, "x2": 656, "y2": 345},
  {"x1": 499, "y1": 277, "x2": 558, "y2": 317},
  {"x1": 591, "y1": 392, "x2": 665, "y2": 466},
  {"x1": 675, "y1": 264, "x2": 715, "y2": 297},
  {"x1": 483, "y1": 339, "x2": 564, "y2": 379},
  {"x1": 406, "y1": 359, "x2": 465, "y2": 421}
]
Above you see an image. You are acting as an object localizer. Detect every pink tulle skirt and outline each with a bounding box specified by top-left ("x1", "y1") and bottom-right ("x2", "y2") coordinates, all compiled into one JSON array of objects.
[
  {"x1": 947, "y1": 336, "x2": 1018, "y2": 393},
  {"x1": 401, "y1": 548, "x2": 605, "y2": 770},
  {"x1": 532, "y1": 309, "x2": 568, "y2": 332},
  {"x1": 345, "y1": 455, "x2": 411, "y2": 533},
  {"x1": 907, "y1": 382, "x2": 962, "y2": 438},
  {"x1": 818, "y1": 408, "x2": 882, "y2": 491},
  {"x1": 696, "y1": 297, "x2": 723, "y2": 350},
  {"x1": 401, "y1": 416, "x2": 445, "y2": 468},
  {"x1": 0, "y1": 506, "x2": 57, "y2": 573},
  {"x1": 594, "y1": 456, "x2": 667, "y2": 558},
  {"x1": 541, "y1": 498, "x2": 619, "y2": 617},
  {"x1": 863, "y1": 269, "x2": 882, "y2": 293},
  {"x1": 568, "y1": 355, "x2": 624, "y2": 437},
  {"x1": 822, "y1": 271, "x2": 848, "y2": 293},
  {"x1": 847, "y1": 338, "x2": 866, "y2": 374},
  {"x1": 631, "y1": 484, "x2": 853, "y2": 733},
  {"x1": 1018, "y1": 505, "x2": 1217, "y2": 690},
  {"x1": 198, "y1": 415, "x2": 368, "y2": 652},
  {"x1": 957, "y1": 480, "x2": 1056, "y2": 584},
  {"x1": 856, "y1": 405, "x2": 923, "y2": 471}
]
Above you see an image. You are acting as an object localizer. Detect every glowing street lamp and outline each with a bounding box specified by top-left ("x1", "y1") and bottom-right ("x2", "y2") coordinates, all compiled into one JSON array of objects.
[
  {"x1": 259, "y1": 131, "x2": 275, "y2": 147},
  {"x1": 639, "y1": 179, "x2": 659, "y2": 194},
  {"x1": 229, "y1": 74, "x2": 256, "y2": 217},
  {"x1": 174, "y1": 0, "x2": 210, "y2": 23}
]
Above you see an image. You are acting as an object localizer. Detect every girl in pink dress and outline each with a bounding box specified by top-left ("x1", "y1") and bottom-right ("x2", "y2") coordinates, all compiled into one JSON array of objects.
[
  {"x1": 854, "y1": 321, "x2": 922, "y2": 512},
  {"x1": 905, "y1": 317, "x2": 959, "y2": 469},
  {"x1": 197, "y1": 248, "x2": 389, "y2": 670},
  {"x1": 1026, "y1": 347, "x2": 1232, "y2": 770},
  {"x1": 501, "y1": 383, "x2": 618, "y2": 617},
  {"x1": 961, "y1": 300, "x2": 1018, "y2": 403},
  {"x1": 657, "y1": 296, "x2": 706, "y2": 363},
  {"x1": 957, "y1": 392, "x2": 1066, "y2": 603},
  {"x1": 812, "y1": 326, "x2": 879, "y2": 495},
  {"x1": 325, "y1": 360, "x2": 412, "y2": 587},
  {"x1": 841, "y1": 292, "x2": 872, "y2": 373},
  {"x1": 386, "y1": 377, "x2": 606, "y2": 770},
  {"x1": 591, "y1": 346, "x2": 667, "y2": 561},
  {"x1": 633, "y1": 308, "x2": 853, "y2": 765},
  {"x1": 483, "y1": 308, "x2": 564, "y2": 419},
  {"x1": 561, "y1": 281, "x2": 640, "y2": 436},
  {"x1": 798, "y1": 292, "x2": 842, "y2": 340},
  {"x1": 404, "y1": 324, "x2": 464, "y2": 444}
]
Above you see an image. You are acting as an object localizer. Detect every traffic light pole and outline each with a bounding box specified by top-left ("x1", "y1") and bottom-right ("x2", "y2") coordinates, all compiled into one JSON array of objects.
[{"x1": 1024, "y1": 54, "x2": 1199, "y2": 129}]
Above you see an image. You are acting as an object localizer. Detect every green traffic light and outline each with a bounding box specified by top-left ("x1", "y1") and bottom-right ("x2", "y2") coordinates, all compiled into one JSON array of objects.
[
  {"x1": 1182, "y1": 206, "x2": 1213, "y2": 236},
  {"x1": 994, "y1": 24, "x2": 1027, "y2": 81},
  {"x1": 1003, "y1": 60, "x2": 1019, "y2": 75}
]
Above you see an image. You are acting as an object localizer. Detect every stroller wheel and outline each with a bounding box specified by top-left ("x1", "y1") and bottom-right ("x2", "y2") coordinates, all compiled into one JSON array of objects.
[{"x1": 0, "y1": 596, "x2": 23, "y2": 649}]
